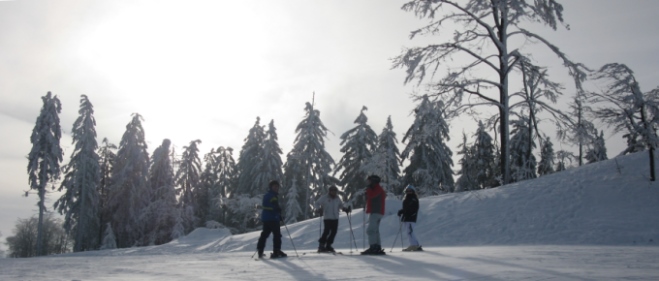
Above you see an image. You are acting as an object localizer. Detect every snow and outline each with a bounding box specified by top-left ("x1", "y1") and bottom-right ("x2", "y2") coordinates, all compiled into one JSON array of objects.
[{"x1": 2, "y1": 152, "x2": 659, "y2": 280}]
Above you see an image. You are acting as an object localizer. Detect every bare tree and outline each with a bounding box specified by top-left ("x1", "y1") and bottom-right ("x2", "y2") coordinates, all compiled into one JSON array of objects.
[
  {"x1": 392, "y1": 0, "x2": 588, "y2": 184},
  {"x1": 5, "y1": 214, "x2": 71, "y2": 258}
]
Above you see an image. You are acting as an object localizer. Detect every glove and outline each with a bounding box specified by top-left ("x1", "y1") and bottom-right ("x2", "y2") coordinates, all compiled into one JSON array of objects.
[
  {"x1": 315, "y1": 208, "x2": 323, "y2": 216},
  {"x1": 342, "y1": 206, "x2": 352, "y2": 213},
  {"x1": 397, "y1": 210, "x2": 403, "y2": 217}
]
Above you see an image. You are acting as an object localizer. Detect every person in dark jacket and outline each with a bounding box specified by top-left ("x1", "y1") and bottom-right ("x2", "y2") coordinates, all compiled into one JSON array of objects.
[
  {"x1": 256, "y1": 180, "x2": 287, "y2": 258},
  {"x1": 361, "y1": 175, "x2": 386, "y2": 255},
  {"x1": 397, "y1": 185, "x2": 422, "y2": 251}
]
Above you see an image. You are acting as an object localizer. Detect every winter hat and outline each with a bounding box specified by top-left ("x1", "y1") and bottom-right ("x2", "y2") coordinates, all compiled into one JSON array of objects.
[
  {"x1": 404, "y1": 185, "x2": 416, "y2": 193},
  {"x1": 269, "y1": 180, "x2": 280, "y2": 188},
  {"x1": 367, "y1": 175, "x2": 381, "y2": 184}
]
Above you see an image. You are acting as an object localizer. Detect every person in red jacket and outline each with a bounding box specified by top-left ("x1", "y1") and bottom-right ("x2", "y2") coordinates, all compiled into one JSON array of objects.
[{"x1": 361, "y1": 175, "x2": 386, "y2": 255}]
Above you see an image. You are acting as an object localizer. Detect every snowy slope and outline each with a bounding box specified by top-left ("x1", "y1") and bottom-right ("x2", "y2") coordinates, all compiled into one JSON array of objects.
[{"x1": 2, "y1": 152, "x2": 659, "y2": 280}]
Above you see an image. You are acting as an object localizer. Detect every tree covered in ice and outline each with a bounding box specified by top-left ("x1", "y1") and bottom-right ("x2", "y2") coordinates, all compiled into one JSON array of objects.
[
  {"x1": 585, "y1": 130, "x2": 608, "y2": 164},
  {"x1": 141, "y1": 139, "x2": 178, "y2": 245},
  {"x1": 537, "y1": 136, "x2": 555, "y2": 176},
  {"x1": 362, "y1": 116, "x2": 401, "y2": 194},
  {"x1": 392, "y1": 0, "x2": 587, "y2": 184},
  {"x1": 588, "y1": 63, "x2": 659, "y2": 180},
  {"x1": 472, "y1": 121, "x2": 497, "y2": 188},
  {"x1": 253, "y1": 120, "x2": 284, "y2": 196},
  {"x1": 284, "y1": 178, "x2": 303, "y2": 224},
  {"x1": 455, "y1": 133, "x2": 478, "y2": 192},
  {"x1": 401, "y1": 95, "x2": 454, "y2": 195},
  {"x1": 175, "y1": 139, "x2": 203, "y2": 233},
  {"x1": 54, "y1": 95, "x2": 100, "y2": 252},
  {"x1": 97, "y1": 137, "x2": 116, "y2": 245},
  {"x1": 283, "y1": 102, "x2": 338, "y2": 220},
  {"x1": 555, "y1": 150, "x2": 574, "y2": 172},
  {"x1": 335, "y1": 106, "x2": 378, "y2": 208},
  {"x1": 106, "y1": 113, "x2": 150, "y2": 248},
  {"x1": 214, "y1": 146, "x2": 237, "y2": 226},
  {"x1": 509, "y1": 117, "x2": 537, "y2": 182},
  {"x1": 558, "y1": 95, "x2": 596, "y2": 166},
  {"x1": 235, "y1": 117, "x2": 266, "y2": 197},
  {"x1": 27, "y1": 91, "x2": 63, "y2": 256},
  {"x1": 99, "y1": 223, "x2": 117, "y2": 250}
]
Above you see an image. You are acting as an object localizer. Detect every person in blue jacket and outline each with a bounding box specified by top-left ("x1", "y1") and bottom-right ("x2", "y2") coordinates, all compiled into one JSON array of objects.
[{"x1": 256, "y1": 180, "x2": 287, "y2": 258}]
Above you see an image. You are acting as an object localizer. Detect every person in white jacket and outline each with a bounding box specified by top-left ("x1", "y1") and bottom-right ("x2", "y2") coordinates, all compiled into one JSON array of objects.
[{"x1": 314, "y1": 185, "x2": 351, "y2": 253}]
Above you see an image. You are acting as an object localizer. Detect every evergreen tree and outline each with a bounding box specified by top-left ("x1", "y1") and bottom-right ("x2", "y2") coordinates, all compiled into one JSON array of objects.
[
  {"x1": 236, "y1": 117, "x2": 266, "y2": 197},
  {"x1": 401, "y1": 96, "x2": 454, "y2": 195},
  {"x1": 538, "y1": 136, "x2": 556, "y2": 176},
  {"x1": 200, "y1": 148, "x2": 220, "y2": 223},
  {"x1": 585, "y1": 130, "x2": 608, "y2": 164},
  {"x1": 253, "y1": 120, "x2": 284, "y2": 196},
  {"x1": 472, "y1": 121, "x2": 497, "y2": 188},
  {"x1": 283, "y1": 102, "x2": 338, "y2": 220},
  {"x1": 284, "y1": 178, "x2": 303, "y2": 224},
  {"x1": 100, "y1": 223, "x2": 117, "y2": 250},
  {"x1": 362, "y1": 116, "x2": 401, "y2": 194},
  {"x1": 335, "y1": 106, "x2": 378, "y2": 208},
  {"x1": 97, "y1": 138, "x2": 116, "y2": 245},
  {"x1": 215, "y1": 146, "x2": 237, "y2": 226},
  {"x1": 509, "y1": 118, "x2": 537, "y2": 182},
  {"x1": 27, "y1": 91, "x2": 63, "y2": 256},
  {"x1": 106, "y1": 113, "x2": 150, "y2": 248},
  {"x1": 54, "y1": 95, "x2": 101, "y2": 252},
  {"x1": 175, "y1": 139, "x2": 203, "y2": 233},
  {"x1": 455, "y1": 133, "x2": 478, "y2": 192},
  {"x1": 141, "y1": 139, "x2": 177, "y2": 245}
]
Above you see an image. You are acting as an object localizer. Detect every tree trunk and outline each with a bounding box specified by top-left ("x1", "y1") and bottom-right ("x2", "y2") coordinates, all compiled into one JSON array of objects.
[
  {"x1": 36, "y1": 186, "x2": 45, "y2": 256},
  {"x1": 649, "y1": 147, "x2": 656, "y2": 181}
]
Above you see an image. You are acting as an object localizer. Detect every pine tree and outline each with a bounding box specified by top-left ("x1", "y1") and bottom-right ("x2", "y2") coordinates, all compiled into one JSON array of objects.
[
  {"x1": 100, "y1": 223, "x2": 117, "y2": 250},
  {"x1": 585, "y1": 130, "x2": 608, "y2": 164},
  {"x1": 235, "y1": 117, "x2": 266, "y2": 197},
  {"x1": 175, "y1": 139, "x2": 203, "y2": 233},
  {"x1": 106, "y1": 113, "x2": 150, "y2": 248},
  {"x1": 509, "y1": 118, "x2": 537, "y2": 182},
  {"x1": 283, "y1": 102, "x2": 338, "y2": 220},
  {"x1": 27, "y1": 91, "x2": 63, "y2": 256},
  {"x1": 455, "y1": 133, "x2": 478, "y2": 192},
  {"x1": 335, "y1": 106, "x2": 378, "y2": 208},
  {"x1": 538, "y1": 136, "x2": 556, "y2": 176},
  {"x1": 284, "y1": 178, "x2": 303, "y2": 224},
  {"x1": 141, "y1": 139, "x2": 178, "y2": 245},
  {"x1": 97, "y1": 138, "x2": 116, "y2": 245},
  {"x1": 401, "y1": 96, "x2": 454, "y2": 195},
  {"x1": 215, "y1": 146, "x2": 237, "y2": 226},
  {"x1": 362, "y1": 116, "x2": 401, "y2": 194},
  {"x1": 200, "y1": 148, "x2": 220, "y2": 223},
  {"x1": 472, "y1": 121, "x2": 497, "y2": 188},
  {"x1": 253, "y1": 120, "x2": 284, "y2": 196},
  {"x1": 54, "y1": 95, "x2": 101, "y2": 252}
]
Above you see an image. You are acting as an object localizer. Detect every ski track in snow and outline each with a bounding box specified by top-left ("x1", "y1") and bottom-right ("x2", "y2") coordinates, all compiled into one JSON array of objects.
[{"x1": 1, "y1": 152, "x2": 659, "y2": 280}]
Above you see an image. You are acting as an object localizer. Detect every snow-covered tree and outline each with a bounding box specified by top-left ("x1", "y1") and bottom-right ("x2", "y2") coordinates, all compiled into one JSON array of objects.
[
  {"x1": 283, "y1": 102, "x2": 338, "y2": 220},
  {"x1": 226, "y1": 194, "x2": 261, "y2": 233},
  {"x1": 334, "y1": 106, "x2": 378, "y2": 208},
  {"x1": 558, "y1": 95, "x2": 596, "y2": 166},
  {"x1": 235, "y1": 117, "x2": 266, "y2": 197},
  {"x1": 100, "y1": 223, "x2": 116, "y2": 250},
  {"x1": 588, "y1": 63, "x2": 659, "y2": 180},
  {"x1": 538, "y1": 136, "x2": 555, "y2": 176},
  {"x1": 106, "y1": 113, "x2": 150, "y2": 248},
  {"x1": 392, "y1": 0, "x2": 588, "y2": 184},
  {"x1": 472, "y1": 121, "x2": 497, "y2": 188},
  {"x1": 200, "y1": 148, "x2": 220, "y2": 223},
  {"x1": 27, "y1": 91, "x2": 63, "y2": 256},
  {"x1": 54, "y1": 95, "x2": 101, "y2": 252},
  {"x1": 141, "y1": 139, "x2": 178, "y2": 245},
  {"x1": 585, "y1": 130, "x2": 608, "y2": 164},
  {"x1": 214, "y1": 146, "x2": 237, "y2": 225},
  {"x1": 555, "y1": 150, "x2": 574, "y2": 172},
  {"x1": 509, "y1": 118, "x2": 537, "y2": 182},
  {"x1": 284, "y1": 178, "x2": 303, "y2": 224},
  {"x1": 97, "y1": 138, "x2": 116, "y2": 244},
  {"x1": 362, "y1": 116, "x2": 401, "y2": 194},
  {"x1": 253, "y1": 120, "x2": 284, "y2": 196},
  {"x1": 455, "y1": 133, "x2": 478, "y2": 192},
  {"x1": 175, "y1": 139, "x2": 203, "y2": 233},
  {"x1": 401, "y1": 95, "x2": 454, "y2": 195}
]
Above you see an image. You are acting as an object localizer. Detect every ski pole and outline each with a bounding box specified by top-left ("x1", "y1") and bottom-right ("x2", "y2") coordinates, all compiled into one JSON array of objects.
[
  {"x1": 346, "y1": 212, "x2": 359, "y2": 253},
  {"x1": 390, "y1": 216, "x2": 403, "y2": 252},
  {"x1": 363, "y1": 194, "x2": 366, "y2": 249},
  {"x1": 250, "y1": 249, "x2": 258, "y2": 259},
  {"x1": 282, "y1": 222, "x2": 299, "y2": 257}
]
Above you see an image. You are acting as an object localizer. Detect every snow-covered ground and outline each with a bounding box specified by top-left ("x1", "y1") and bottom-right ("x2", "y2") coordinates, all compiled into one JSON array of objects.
[{"x1": 2, "y1": 152, "x2": 659, "y2": 280}]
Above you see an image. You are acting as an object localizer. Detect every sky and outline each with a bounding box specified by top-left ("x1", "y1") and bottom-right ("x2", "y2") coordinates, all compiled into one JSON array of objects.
[{"x1": 1, "y1": 0, "x2": 659, "y2": 251}]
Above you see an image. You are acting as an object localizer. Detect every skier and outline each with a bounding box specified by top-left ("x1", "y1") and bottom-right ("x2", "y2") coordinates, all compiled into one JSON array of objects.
[
  {"x1": 397, "y1": 185, "x2": 422, "y2": 251},
  {"x1": 361, "y1": 175, "x2": 386, "y2": 255},
  {"x1": 314, "y1": 185, "x2": 351, "y2": 253},
  {"x1": 256, "y1": 180, "x2": 287, "y2": 259}
]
